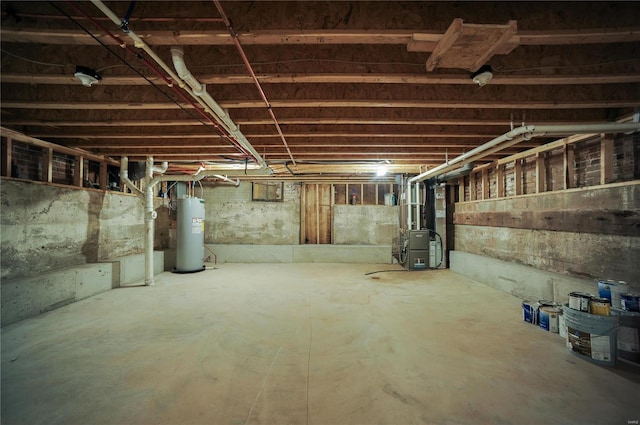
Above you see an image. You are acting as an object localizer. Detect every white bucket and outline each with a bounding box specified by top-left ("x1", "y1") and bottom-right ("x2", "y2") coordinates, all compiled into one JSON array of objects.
[{"x1": 559, "y1": 313, "x2": 567, "y2": 339}]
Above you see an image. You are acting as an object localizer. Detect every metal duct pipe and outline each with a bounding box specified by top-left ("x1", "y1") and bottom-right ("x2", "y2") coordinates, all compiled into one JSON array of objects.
[{"x1": 436, "y1": 163, "x2": 475, "y2": 183}]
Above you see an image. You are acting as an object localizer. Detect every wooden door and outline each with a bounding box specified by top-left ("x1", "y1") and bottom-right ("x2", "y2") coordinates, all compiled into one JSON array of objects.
[{"x1": 303, "y1": 184, "x2": 332, "y2": 244}]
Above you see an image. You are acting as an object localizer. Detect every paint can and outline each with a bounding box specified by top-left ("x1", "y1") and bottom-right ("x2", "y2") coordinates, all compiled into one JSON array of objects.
[
  {"x1": 568, "y1": 292, "x2": 592, "y2": 312},
  {"x1": 564, "y1": 304, "x2": 618, "y2": 367},
  {"x1": 598, "y1": 280, "x2": 630, "y2": 309},
  {"x1": 538, "y1": 300, "x2": 559, "y2": 307},
  {"x1": 522, "y1": 300, "x2": 540, "y2": 325},
  {"x1": 611, "y1": 308, "x2": 640, "y2": 365},
  {"x1": 559, "y1": 312, "x2": 568, "y2": 339},
  {"x1": 589, "y1": 297, "x2": 611, "y2": 316},
  {"x1": 539, "y1": 306, "x2": 561, "y2": 333},
  {"x1": 621, "y1": 293, "x2": 640, "y2": 313}
]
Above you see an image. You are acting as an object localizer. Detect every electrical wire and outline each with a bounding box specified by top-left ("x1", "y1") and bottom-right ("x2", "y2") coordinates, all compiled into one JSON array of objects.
[
  {"x1": 48, "y1": 2, "x2": 218, "y2": 133},
  {"x1": 0, "y1": 48, "x2": 68, "y2": 67}
]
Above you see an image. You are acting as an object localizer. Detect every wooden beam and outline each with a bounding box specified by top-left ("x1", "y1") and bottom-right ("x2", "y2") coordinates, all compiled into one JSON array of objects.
[
  {"x1": 5, "y1": 72, "x2": 639, "y2": 86},
  {"x1": 44, "y1": 147, "x2": 53, "y2": 183},
  {"x1": 74, "y1": 156, "x2": 84, "y2": 187},
  {"x1": 454, "y1": 209, "x2": 640, "y2": 237},
  {"x1": 30, "y1": 132, "x2": 498, "y2": 140},
  {"x1": 469, "y1": 20, "x2": 518, "y2": 72},
  {"x1": 536, "y1": 152, "x2": 546, "y2": 193},
  {"x1": 458, "y1": 177, "x2": 465, "y2": 202},
  {"x1": 425, "y1": 19, "x2": 464, "y2": 71},
  {"x1": 5, "y1": 100, "x2": 639, "y2": 110},
  {"x1": 600, "y1": 133, "x2": 614, "y2": 185},
  {"x1": 469, "y1": 172, "x2": 476, "y2": 201},
  {"x1": 4, "y1": 27, "x2": 638, "y2": 46},
  {"x1": 497, "y1": 133, "x2": 598, "y2": 165},
  {"x1": 564, "y1": 144, "x2": 575, "y2": 190},
  {"x1": 0, "y1": 127, "x2": 119, "y2": 166},
  {"x1": 1, "y1": 137, "x2": 12, "y2": 177},
  {"x1": 514, "y1": 159, "x2": 522, "y2": 196},
  {"x1": 482, "y1": 169, "x2": 489, "y2": 200},
  {"x1": 99, "y1": 161, "x2": 108, "y2": 190},
  {"x1": 496, "y1": 164, "x2": 505, "y2": 198}
]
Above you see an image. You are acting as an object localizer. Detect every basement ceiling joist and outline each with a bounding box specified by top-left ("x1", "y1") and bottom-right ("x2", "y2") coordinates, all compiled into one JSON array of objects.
[{"x1": 1, "y1": 1, "x2": 639, "y2": 178}]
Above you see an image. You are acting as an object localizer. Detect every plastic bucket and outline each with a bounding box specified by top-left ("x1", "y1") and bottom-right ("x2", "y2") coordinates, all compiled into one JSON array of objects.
[
  {"x1": 611, "y1": 308, "x2": 640, "y2": 365},
  {"x1": 564, "y1": 304, "x2": 618, "y2": 367},
  {"x1": 559, "y1": 313, "x2": 568, "y2": 339}
]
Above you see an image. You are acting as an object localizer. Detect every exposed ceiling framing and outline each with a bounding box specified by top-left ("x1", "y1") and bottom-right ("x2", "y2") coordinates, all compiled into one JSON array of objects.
[{"x1": 1, "y1": 1, "x2": 639, "y2": 178}]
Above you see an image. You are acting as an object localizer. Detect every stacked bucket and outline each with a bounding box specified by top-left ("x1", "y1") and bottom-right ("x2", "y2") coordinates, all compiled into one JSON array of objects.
[{"x1": 522, "y1": 279, "x2": 639, "y2": 367}]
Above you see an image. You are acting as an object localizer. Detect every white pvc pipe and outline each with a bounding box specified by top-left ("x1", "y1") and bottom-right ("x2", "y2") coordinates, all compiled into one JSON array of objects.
[
  {"x1": 212, "y1": 174, "x2": 241, "y2": 187},
  {"x1": 170, "y1": 48, "x2": 268, "y2": 169},
  {"x1": 144, "y1": 156, "x2": 155, "y2": 286},
  {"x1": 90, "y1": 0, "x2": 267, "y2": 169},
  {"x1": 403, "y1": 121, "x2": 640, "y2": 231}
]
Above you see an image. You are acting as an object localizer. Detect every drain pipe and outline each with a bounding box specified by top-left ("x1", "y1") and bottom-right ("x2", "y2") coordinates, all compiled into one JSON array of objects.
[
  {"x1": 88, "y1": 0, "x2": 265, "y2": 167},
  {"x1": 170, "y1": 47, "x2": 267, "y2": 168},
  {"x1": 404, "y1": 121, "x2": 640, "y2": 230},
  {"x1": 144, "y1": 156, "x2": 156, "y2": 286},
  {"x1": 212, "y1": 174, "x2": 240, "y2": 187}
]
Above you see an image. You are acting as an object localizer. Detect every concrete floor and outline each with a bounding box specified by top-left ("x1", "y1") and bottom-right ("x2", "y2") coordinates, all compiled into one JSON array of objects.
[{"x1": 1, "y1": 263, "x2": 639, "y2": 425}]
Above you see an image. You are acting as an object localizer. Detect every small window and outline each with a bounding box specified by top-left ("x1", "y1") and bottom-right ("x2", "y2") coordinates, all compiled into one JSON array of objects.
[{"x1": 252, "y1": 182, "x2": 284, "y2": 202}]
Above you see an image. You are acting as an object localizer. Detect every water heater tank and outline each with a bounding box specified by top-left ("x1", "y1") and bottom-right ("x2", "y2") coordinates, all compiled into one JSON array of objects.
[{"x1": 175, "y1": 197, "x2": 205, "y2": 273}]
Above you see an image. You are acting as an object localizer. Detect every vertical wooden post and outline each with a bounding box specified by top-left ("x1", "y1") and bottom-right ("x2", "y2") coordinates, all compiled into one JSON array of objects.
[
  {"x1": 481, "y1": 168, "x2": 489, "y2": 200},
  {"x1": 496, "y1": 164, "x2": 504, "y2": 198},
  {"x1": 600, "y1": 133, "x2": 614, "y2": 185},
  {"x1": 74, "y1": 155, "x2": 84, "y2": 187},
  {"x1": 99, "y1": 161, "x2": 108, "y2": 189},
  {"x1": 2, "y1": 137, "x2": 12, "y2": 177},
  {"x1": 44, "y1": 147, "x2": 53, "y2": 183},
  {"x1": 514, "y1": 159, "x2": 522, "y2": 196},
  {"x1": 536, "y1": 152, "x2": 546, "y2": 193},
  {"x1": 315, "y1": 184, "x2": 320, "y2": 244},
  {"x1": 564, "y1": 144, "x2": 575, "y2": 189},
  {"x1": 469, "y1": 172, "x2": 476, "y2": 201},
  {"x1": 458, "y1": 176, "x2": 465, "y2": 202}
]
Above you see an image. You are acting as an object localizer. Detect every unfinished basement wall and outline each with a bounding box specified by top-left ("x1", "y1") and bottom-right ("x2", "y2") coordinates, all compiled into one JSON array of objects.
[
  {"x1": 0, "y1": 178, "x2": 170, "y2": 280},
  {"x1": 452, "y1": 132, "x2": 639, "y2": 295},
  {"x1": 203, "y1": 181, "x2": 301, "y2": 244}
]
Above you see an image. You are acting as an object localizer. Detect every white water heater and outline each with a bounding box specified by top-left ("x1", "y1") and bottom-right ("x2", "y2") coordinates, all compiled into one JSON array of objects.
[{"x1": 175, "y1": 197, "x2": 205, "y2": 273}]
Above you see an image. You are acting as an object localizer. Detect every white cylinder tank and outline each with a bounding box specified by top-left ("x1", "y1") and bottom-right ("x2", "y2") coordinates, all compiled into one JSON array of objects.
[{"x1": 175, "y1": 197, "x2": 205, "y2": 272}]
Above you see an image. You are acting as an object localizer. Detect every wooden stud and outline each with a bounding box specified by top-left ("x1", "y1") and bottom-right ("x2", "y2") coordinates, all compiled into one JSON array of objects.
[
  {"x1": 600, "y1": 133, "x2": 614, "y2": 185},
  {"x1": 2, "y1": 136, "x2": 12, "y2": 177},
  {"x1": 43, "y1": 147, "x2": 53, "y2": 183},
  {"x1": 536, "y1": 152, "x2": 546, "y2": 193},
  {"x1": 564, "y1": 144, "x2": 575, "y2": 189},
  {"x1": 469, "y1": 172, "x2": 476, "y2": 201},
  {"x1": 99, "y1": 161, "x2": 108, "y2": 190},
  {"x1": 514, "y1": 159, "x2": 522, "y2": 196},
  {"x1": 496, "y1": 164, "x2": 505, "y2": 198},
  {"x1": 74, "y1": 156, "x2": 84, "y2": 187},
  {"x1": 482, "y1": 169, "x2": 489, "y2": 200},
  {"x1": 458, "y1": 177, "x2": 465, "y2": 202}
]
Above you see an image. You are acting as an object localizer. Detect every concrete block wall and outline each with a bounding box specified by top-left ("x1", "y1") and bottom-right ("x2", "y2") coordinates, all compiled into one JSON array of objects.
[{"x1": 333, "y1": 205, "x2": 398, "y2": 245}]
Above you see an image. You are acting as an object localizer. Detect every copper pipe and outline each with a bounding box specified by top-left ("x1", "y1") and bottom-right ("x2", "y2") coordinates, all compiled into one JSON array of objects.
[{"x1": 213, "y1": 0, "x2": 296, "y2": 166}]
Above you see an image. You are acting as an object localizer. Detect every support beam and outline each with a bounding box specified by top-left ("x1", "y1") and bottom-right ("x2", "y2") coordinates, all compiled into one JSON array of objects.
[
  {"x1": 482, "y1": 169, "x2": 490, "y2": 200},
  {"x1": 600, "y1": 133, "x2": 614, "y2": 185},
  {"x1": 458, "y1": 176, "x2": 465, "y2": 202},
  {"x1": 99, "y1": 161, "x2": 108, "y2": 190},
  {"x1": 496, "y1": 164, "x2": 505, "y2": 198},
  {"x1": 469, "y1": 172, "x2": 476, "y2": 201},
  {"x1": 514, "y1": 159, "x2": 523, "y2": 196},
  {"x1": 536, "y1": 152, "x2": 546, "y2": 194},
  {"x1": 2, "y1": 137, "x2": 12, "y2": 177},
  {"x1": 74, "y1": 156, "x2": 84, "y2": 187},
  {"x1": 565, "y1": 144, "x2": 575, "y2": 189},
  {"x1": 43, "y1": 147, "x2": 53, "y2": 183}
]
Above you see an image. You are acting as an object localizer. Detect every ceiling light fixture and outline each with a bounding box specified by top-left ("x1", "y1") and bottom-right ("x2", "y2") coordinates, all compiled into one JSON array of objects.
[
  {"x1": 376, "y1": 164, "x2": 388, "y2": 176},
  {"x1": 74, "y1": 65, "x2": 101, "y2": 87},
  {"x1": 471, "y1": 64, "x2": 493, "y2": 87}
]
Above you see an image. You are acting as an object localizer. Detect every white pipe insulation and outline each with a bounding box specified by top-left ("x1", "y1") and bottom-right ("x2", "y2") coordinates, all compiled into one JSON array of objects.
[{"x1": 405, "y1": 121, "x2": 640, "y2": 231}]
